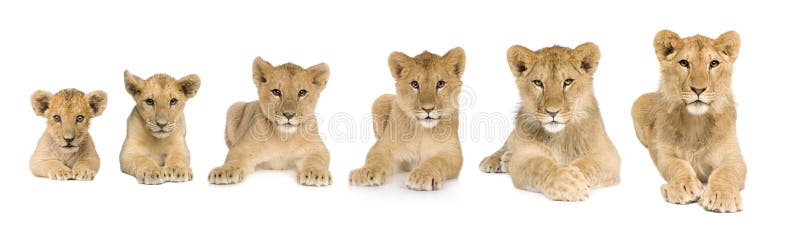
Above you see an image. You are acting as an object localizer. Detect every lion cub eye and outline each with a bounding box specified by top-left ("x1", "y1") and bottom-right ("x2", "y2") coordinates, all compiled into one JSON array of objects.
[
  {"x1": 709, "y1": 60, "x2": 720, "y2": 69},
  {"x1": 563, "y1": 78, "x2": 574, "y2": 87},
  {"x1": 298, "y1": 89, "x2": 308, "y2": 97},
  {"x1": 410, "y1": 81, "x2": 420, "y2": 89},
  {"x1": 53, "y1": 115, "x2": 62, "y2": 123},
  {"x1": 271, "y1": 89, "x2": 282, "y2": 97},
  {"x1": 436, "y1": 80, "x2": 446, "y2": 89},
  {"x1": 144, "y1": 98, "x2": 155, "y2": 106},
  {"x1": 76, "y1": 115, "x2": 85, "y2": 123},
  {"x1": 679, "y1": 60, "x2": 690, "y2": 68},
  {"x1": 532, "y1": 80, "x2": 543, "y2": 87},
  {"x1": 169, "y1": 98, "x2": 179, "y2": 106}
]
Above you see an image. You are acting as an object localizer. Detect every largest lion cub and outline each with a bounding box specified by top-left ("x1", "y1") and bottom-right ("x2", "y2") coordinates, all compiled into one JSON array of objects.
[
  {"x1": 632, "y1": 30, "x2": 746, "y2": 213},
  {"x1": 349, "y1": 47, "x2": 466, "y2": 191}
]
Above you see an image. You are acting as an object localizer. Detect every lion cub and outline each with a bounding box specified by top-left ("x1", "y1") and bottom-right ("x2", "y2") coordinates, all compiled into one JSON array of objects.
[
  {"x1": 632, "y1": 30, "x2": 746, "y2": 213},
  {"x1": 479, "y1": 43, "x2": 620, "y2": 201},
  {"x1": 30, "y1": 89, "x2": 107, "y2": 181},
  {"x1": 208, "y1": 57, "x2": 332, "y2": 186},
  {"x1": 120, "y1": 70, "x2": 200, "y2": 185},
  {"x1": 349, "y1": 47, "x2": 466, "y2": 191}
]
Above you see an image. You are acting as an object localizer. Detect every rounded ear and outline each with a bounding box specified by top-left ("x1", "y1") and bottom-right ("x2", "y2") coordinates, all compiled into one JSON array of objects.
[
  {"x1": 252, "y1": 56, "x2": 273, "y2": 85},
  {"x1": 307, "y1": 63, "x2": 330, "y2": 88},
  {"x1": 715, "y1": 31, "x2": 740, "y2": 61},
  {"x1": 388, "y1": 52, "x2": 413, "y2": 80},
  {"x1": 31, "y1": 90, "x2": 53, "y2": 117},
  {"x1": 85, "y1": 90, "x2": 108, "y2": 117},
  {"x1": 177, "y1": 74, "x2": 201, "y2": 98},
  {"x1": 653, "y1": 29, "x2": 683, "y2": 61},
  {"x1": 507, "y1": 45, "x2": 534, "y2": 77},
  {"x1": 443, "y1": 47, "x2": 466, "y2": 78},
  {"x1": 573, "y1": 42, "x2": 601, "y2": 75},
  {"x1": 124, "y1": 70, "x2": 144, "y2": 96}
]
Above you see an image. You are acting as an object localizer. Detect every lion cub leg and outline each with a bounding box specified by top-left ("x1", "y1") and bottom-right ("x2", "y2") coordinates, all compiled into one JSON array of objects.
[
  {"x1": 208, "y1": 149, "x2": 257, "y2": 185},
  {"x1": 31, "y1": 159, "x2": 73, "y2": 180},
  {"x1": 163, "y1": 150, "x2": 192, "y2": 183},
  {"x1": 71, "y1": 146, "x2": 100, "y2": 181},
  {"x1": 406, "y1": 151, "x2": 463, "y2": 191},
  {"x1": 700, "y1": 151, "x2": 746, "y2": 213},
  {"x1": 349, "y1": 146, "x2": 396, "y2": 186},
  {"x1": 508, "y1": 147, "x2": 590, "y2": 201},
  {"x1": 295, "y1": 150, "x2": 332, "y2": 186},
  {"x1": 121, "y1": 152, "x2": 166, "y2": 185},
  {"x1": 480, "y1": 142, "x2": 510, "y2": 173},
  {"x1": 655, "y1": 152, "x2": 703, "y2": 205}
]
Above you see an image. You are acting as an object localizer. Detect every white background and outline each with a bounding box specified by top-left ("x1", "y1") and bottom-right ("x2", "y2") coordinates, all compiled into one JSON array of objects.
[{"x1": 1, "y1": 0, "x2": 797, "y2": 225}]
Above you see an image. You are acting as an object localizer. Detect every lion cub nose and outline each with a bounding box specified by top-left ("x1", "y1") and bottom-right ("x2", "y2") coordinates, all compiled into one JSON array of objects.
[
  {"x1": 546, "y1": 109, "x2": 559, "y2": 118},
  {"x1": 690, "y1": 86, "x2": 707, "y2": 95},
  {"x1": 422, "y1": 107, "x2": 434, "y2": 114},
  {"x1": 282, "y1": 112, "x2": 296, "y2": 120},
  {"x1": 156, "y1": 122, "x2": 167, "y2": 129},
  {"x1": 63, "y1": 137, "x2": 74, "y2": 144}
]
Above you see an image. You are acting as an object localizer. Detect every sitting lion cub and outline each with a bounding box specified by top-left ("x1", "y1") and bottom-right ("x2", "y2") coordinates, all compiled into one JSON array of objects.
[
  {"x1": 29, "y1": 89, "x2": 107, "y2": 181},
  {"x1": 632, "y1": 30, "x2": 746, "y2": 213},
  {"x1": 349, "y1": 47, "x2": 466, "y2": 191},
  {"x1": 479, "y1": 43, "x2": 620, "y2": 201},
  {"x1": 120, "y1": 70, "x2": 201, "y2": 185},
  {"x1": 208, "y1": 57, "x2": 332, "y2": 186}
]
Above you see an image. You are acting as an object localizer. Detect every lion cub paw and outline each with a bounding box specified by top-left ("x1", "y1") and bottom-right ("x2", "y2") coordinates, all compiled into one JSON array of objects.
[
  {"x1": 542, "y1": 166, "x2": 590, "y2": 201},
  {"x1": 297, "y1": 167, "x2": 332, "y2": 186},
  {"x1": 208, "y1": 165, "x2": 245, "y2": 185},
  {"x1": 700, "y1": 186, "x2": 742, "y2": 213},
  {"x1": 164, "y1": 165, "x2": 193, "y2": 183},
  {"x1": 47, "y1": 167, "x2": 74, "y2": 180},
  {"x1": 660, "y1": 177, "x2": 702, "y2": 204},
  {"x1": 349, "y1": 166, "x2": 387, "y2": 186},
  {"x1": 406, "y1": 167, "x2": 444, "y2": 191},
  {"x1": 135, "y1": 167, "x2": 166, "y2": 185},
  {"x1": 72, "y1": 167, "x2": 96, "y2": 181},
  {"x1": 479, "y1": 154, "x2": 508, "y2": 173}
]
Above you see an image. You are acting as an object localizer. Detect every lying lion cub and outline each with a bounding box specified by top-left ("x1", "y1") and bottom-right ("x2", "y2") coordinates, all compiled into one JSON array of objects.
[
  {"x1": 480, "y1": 43, "x2": 620, "y2": 201},
  {"x1": 120, "y1": 70, "x2": 200, "y2": 185},
  {"x1": 349, "y1": 47, "x2": 466, "y2": 191},
  {"x1": 632, "y1": 30, "x2": 746, "y2": 213},
  {"x1": 30, "y1": 89, "x2": 107, "y2": 181},
  {"x1": 208, "y1": 57, "x2": 332, "y2": 186}
]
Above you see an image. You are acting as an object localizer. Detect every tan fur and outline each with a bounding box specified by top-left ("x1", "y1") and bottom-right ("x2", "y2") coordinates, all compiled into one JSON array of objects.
[
  {"x1": 349, "y1": 47, "x2": 466, "y2": 191},
  {"x1": 120, "y1": 70, "x2": 200, "y2": 185},
  {"x1": 480, "y1": 43, "x2": 620, "y2": 201},
  {"x1": 208, "y1": 57, "x2": 332, "y2": 186},
  {"x1": 632, "y1": 30, "x2": 746, "y2": 213},
  {"x1": 29, "y1": 89, "x2": 107, "y2": 181}
]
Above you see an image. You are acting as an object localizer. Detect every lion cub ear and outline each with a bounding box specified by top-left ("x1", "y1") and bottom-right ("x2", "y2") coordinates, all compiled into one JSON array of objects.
[
  {"x1": 31, "y1": 90, "x2": 53, "y2": 117},
  {"x1": 573, "y1": 42, "x2": 601, "y2": 75},
  {"x1": 307, "y1": 63, "x2": 330, "y2": 89},
  {"x1": 85, "y1": 90, "x2": 108, "y2": 117},
  {"x1": 388, "y1": 51, "x2": 413, "y2": 80},
  {"x1": 124, "y1": 70, "x2": 145, "y2": 96},
  {"x1": 252, "y1": 56, "x2": 273, "y2": 85},
  {"x1": 507, "y1": 45, "x2": 535, "y2": 77},
  {"x1": 443, "y1": 47, "x2": 466, "y2": 78},
  {"x1": 715, "y1": 31, "x2": 740, "y2": 61},
  {"x1": 177, "y1": 74, "x2": 201, "y2": 98},
  {"x1": 653, "y1": 29, "x2": 683, "y2": 61}
]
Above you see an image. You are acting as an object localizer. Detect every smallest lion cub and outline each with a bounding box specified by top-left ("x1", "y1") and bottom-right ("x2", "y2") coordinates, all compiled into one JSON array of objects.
[{"x1": 30, "y1": 89, "x2": 107, "y2": 181}]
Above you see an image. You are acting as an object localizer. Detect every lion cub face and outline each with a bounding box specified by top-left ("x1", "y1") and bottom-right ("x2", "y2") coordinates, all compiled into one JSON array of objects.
[
  {"x1": 507, "y1": 43, "x2": 600, "y2": 133},
  {"x1": 124, "y1": 71, "x2": 200, "y2": 138},
  {"x1": 252, "y1": 57, "x2": 329, "y2": 134},
  {"x1": 654, "y1": 30, "x2": 740, "y2": 115},
  {"x1": 388, "y1": 47, "x2": 466, "y2": 128},
  {"x1": 31, "y1": 89, "x2": 107, "y2": 153}
]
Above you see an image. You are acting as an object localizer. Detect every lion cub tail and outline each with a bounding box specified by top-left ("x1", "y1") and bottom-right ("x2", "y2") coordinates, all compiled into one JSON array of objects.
[{"x1": 371, "y1": 94, "x2": 395, "y2": 139}]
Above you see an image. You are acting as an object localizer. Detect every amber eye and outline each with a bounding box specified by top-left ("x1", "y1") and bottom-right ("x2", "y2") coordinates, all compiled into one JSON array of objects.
[
  {"x1": 709, "y1": 60, "x2": 720, "y2": 69},
  {"x1": 145, "y1": 98, "x2": 155, "y2": 106},
  {"x1": 436, "y1": 80, "x2": 446, "y2": 89},
  {"x1": 76, "y1": 115, "x2": 85, "y2": 123},
  {"x1": 410, "y1": 81, "x2": 419, "y2": 89},
  {"x1": 53, "y1": 115, "x2": 62, "y2": 123},
  {"x1": 271, "y1": 89, "x2": 282, "y2": 97},
  {"x1": 298, "y1": 89, "x2": 307, "y2": 97},
  {"x1": 169, "y1": 98, "x2": 178, "y2": 106},
  {"x1": 532, "y1": 80, "x2": 543, "y2": 87},
  {"x1": 563, "y1": 78, "x2": 574, "y2": 87},
  {"x1": 679, "y1": 60, "x2": 690, "y2": 68}
]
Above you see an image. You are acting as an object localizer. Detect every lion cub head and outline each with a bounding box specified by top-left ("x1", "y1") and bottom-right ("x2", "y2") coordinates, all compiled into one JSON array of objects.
[
  {"x1": 252, "y1": 57, "x2": 329, "y2": 134},
  {"x1": 654, "y1": 30, "x2": 740, "y2": 115},
  {"x1": 388, "y1": 47, "x2": 466, "y2": 128},
  {"x1": 124, "y1": 70, "x2": 200, "y2": 138},
  {"x1": 31, "y1": 89, "x2": 107, "y2": 153},
  {"x1": 507, "y1": 43, "x2": 600, "y2": 133}
]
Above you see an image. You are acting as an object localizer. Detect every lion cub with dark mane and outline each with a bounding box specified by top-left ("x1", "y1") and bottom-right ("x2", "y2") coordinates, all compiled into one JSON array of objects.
[
  {"x1": 480, "y1": 43, "x2": 620, "y2": 201},
  {"x1": 208, "y1": 57, "x2": 332, "y2": 186}
]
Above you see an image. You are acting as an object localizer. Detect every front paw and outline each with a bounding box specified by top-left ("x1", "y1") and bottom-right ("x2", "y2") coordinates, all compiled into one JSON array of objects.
[
  {"x1": 700, "y1": 186, "x2": 742, "y2": 213},
  {"x1": 47, "y1": 167, "x2": 73, "y2": 180},
  {"x1": 406, "y1": 167, "x2": 444, "y2": 191},
  {"x1": 349, "y1": 166, "x2": 387, "y2": 186},
  {"x1": 542, "y1": 166, "x2": 590, "y2": 201},
  {"x1": 164, "y1": 165, "x2": 193, "y2": 183},
  {"x1": 135, "y1": 166, "x2": 166, "y2": 185},
  {"x1": 660, "y1": 177, "x2": 702, "y2": 204},
  {"x1": 298, "y1": 167, "x2": 332, "y2": 186},
  {"x1": 208, "y1": 165, "x2": 245, "y2": 185},
  {"x1": 479, "y1": 154, "x2": 507, "y2": 173},
  {"x1": 72, "y1": 167, "x2": 96, "y2": 181}
]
